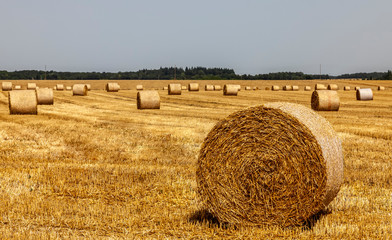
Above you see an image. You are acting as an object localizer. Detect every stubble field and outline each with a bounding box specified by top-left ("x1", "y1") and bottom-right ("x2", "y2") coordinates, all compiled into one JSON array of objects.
[{"x1": 0, "y1": 80, "x2": 391, "y2": 239}]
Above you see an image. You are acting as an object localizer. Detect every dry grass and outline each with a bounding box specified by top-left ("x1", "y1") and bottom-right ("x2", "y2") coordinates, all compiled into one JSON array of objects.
[{"x1": 0, "y1": 79, "x2": 391, "y2": 238}]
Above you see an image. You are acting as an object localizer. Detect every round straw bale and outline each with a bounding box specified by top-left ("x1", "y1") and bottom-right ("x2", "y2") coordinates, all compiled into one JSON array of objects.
[
  {"x1": 223, "y1": 84, "x2": 238, "y2": 96},
  {"x1": 245, "y1": 86, "x2": 251, "y2": 90},
  {"x1": 106, "y1": 82, "x2": 120, "y2": 92},
  {"x1": 2, "y1": 82, "x2": 12, "y2": 91},
  {"x1": 315, "y1": 84, "x2": 327, "y2": 90},
  {"x1": 181, "y1": 85, "x2": 187, "y2": 90},
  {"x1": 354, "y1": 86, "x2": 360, "y2": 90},
  {"x1": 253, "y1": 86, "x2": 259, "y2": 90},
  {"x1": 234, "y1": 85, "x2": 241, "y2": 91},
  {"x1": 197, "y1": 102, "x2": 343, "y2": 227},
  {"x1": 73, "y1": 84, "x2": 88, "y2": 96},
  {"x1": 265, "y1": 87, "x2": 270, "y2": 90},
  {"x1": 14, "y1": 85, "x2": 22, "y2": 90},
  {"x1": 356, "y1": 88, "x2": 373, "y2": 101},
  {"x1": 205, "y1": 85, "x2": 214, "y2": 91},
  {"x1": 304, "y1": 86, "x2": 311, "y2": 91},
  {"x1": 272, "y1": 85, "x2": 280, "y2": 91},
  {"x1": 53, "y1": 86, "x2": 57, "y2": 90},
  {"x1": 36, "y1": 88, "x2": 54, "y2": 105},
  {"x1": 56, "y1": 84, "x2": 64, "y2": 91},
  {"x1": 188, "y1": 83, "x2": 200, "y2": 91},
  {"x1": 168, "y1": 83, "x2": 181, "y2": 95},
  {"x1": 9, "y1": 90, "x2": 37, "y2": 115},
  {"x1": 137, "y1": 91, "x2": 160, "y2": 109},
  {"x1": 214, "y1": 85, "x2": 222, "y2": 91},
  {"x1": 292, "y1": 85, "x2": 299, "y2": 91},
  {"x1": 85, "y1": 84, "x2": 91, "y2": 91},
  {"x1": 311, "y1": 90, "x2": 340, "y2": 111},
  {"x1": 283, "y1": 85, "x2": 292, "y2": 91},
  {"x1": 378, "y1": 86, "x2": 385, "y2": 91},
  {"x1": 344, "y1": 86, "x2": 351, "y2": 91},
  {"x1": 163, "y1": 86, "x2": 168, "y2": 90},
  {"x1": 27, "y1": 83, "x2": 36, "y2": 90},
  {"x1": 327, "y1": 84, "x2": 339, "y2": 90},
  {"x1": 136, "y1": 85, "x2": 143, "y2": 91},
  {"x1": 66, "y1": 86, "x2": 72, "y2": 91}
]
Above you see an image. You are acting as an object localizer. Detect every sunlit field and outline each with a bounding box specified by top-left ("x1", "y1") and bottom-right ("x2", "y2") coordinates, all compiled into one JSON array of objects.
[{"x1": 0, "y1": 80, "x2": 391, "y2": 239}]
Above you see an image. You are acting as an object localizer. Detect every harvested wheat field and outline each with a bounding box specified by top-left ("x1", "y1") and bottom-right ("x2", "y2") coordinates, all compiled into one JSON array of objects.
[{"x1": 0, "y1": 79, "x2": 391, "y2": 239}]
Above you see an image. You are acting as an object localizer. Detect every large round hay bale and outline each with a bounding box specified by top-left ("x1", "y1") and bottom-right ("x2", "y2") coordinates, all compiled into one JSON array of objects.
[
  {"x1": 137, "y1": 91, "x2": 160, "y2": 109},
  {"x1": 168, "y1": 83, "x2": 181, "y2": 95},
  {"x1": 311, "y1": 90, "x2": 340, "y2": 111},
  {"x1": 304, "y1": 86, "x2": 311, "y2": 91},
  {"x1": 223, "y1": 84, "x2": 238, "y2": 96},
  {"x1": 197, "y1": 102, "x2": 343, "y2": 227},
  {"x1": 136, "y1": 85, "x2": 143, "y2": 91},
  {"x1": 272, "y1": 85, "x2": 280, "y2": 91},
  {"x1": 14, "y1": 85, "x2": 22, "y2": 90},
  {"x1": 73, "y1": 84, "x2": 88, "y2": 96},
  {"x1": 106, "y1": 83, "x2": 120, "y2": 92},
  {"x1": 283, "y1": 85, "x2": 292, "y2": 91},
  {"x1": 315, "y1": 84, "x2": 327, "y2": 90},
  {"x1": 2, "y1": 82, "x2": 12, "y2": 91},
  {"x1": 214, "y1": 85, "x2": 222, "y2": 91},
  {"x1": 356, "y1": 88, "x2": 373, "y2": 101},
  {"x1": 378, "y1": 86, "x2": 385, "y2": 91},
  {"x1": 245, "y1": 86, "x2": 252, "y2": 90},
  {"x1": 27, "y1": 83, "x2": 37, "y2": 90},
  {"x1": 328, "y1": 84, "x2": 339, "y2": 90},
  {"x1": 234, "y1": 85, "x2": 241, "y2": 91},
  {"x1": 188, "y1": 83, "x2": 200, "y2": 91},
  {"x1": 344, "y1": 86, "x2": 351, "y2": 91},
  {"x1": 292, "y1": 85, "x2": 299, "y2": 91},
  {"x1": 205, "y1": 85, "x2": 214, "y2": 91},
  {"x1": 36, "y1": 88, "x2": 54, "y2": 105},
  {"x1": 9, "y1": 90, "x2": 38, "y2": 115},
  {"x1": 56, "y1": 84, "x2": 64, "y2": 91}
]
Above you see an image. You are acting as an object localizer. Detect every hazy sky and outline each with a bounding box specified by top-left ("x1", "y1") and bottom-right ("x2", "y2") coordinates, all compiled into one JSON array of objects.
[{"x1": 1, "y1": 0, "x2": 391, "y2": 75}]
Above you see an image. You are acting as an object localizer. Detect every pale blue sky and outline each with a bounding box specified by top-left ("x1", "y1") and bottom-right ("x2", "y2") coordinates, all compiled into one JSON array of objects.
[{"x1": 0, "y1": 0, "x2": 391, "y2": 75}]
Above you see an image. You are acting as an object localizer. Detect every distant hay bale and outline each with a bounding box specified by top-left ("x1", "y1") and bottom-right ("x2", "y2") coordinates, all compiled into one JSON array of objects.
[
  {"x1": 8, "y1": 90, "x2": 37, "y2": 115},
  {"x1": 197, "y1": 102, "x2": 343, "y2": 227},
  {"x1": 86, "y1": 84, "x2": 91, "y2": 91},
  {"x1": 253, "y1": 86, "x2": 259, "y2": 90},
  {"x1": 315, "y1": 84, "x2": 327, "y2": 90},
  {"x1": 354, "y1": 86, "x2": 360, "y2": 90},
  {"x1": 304, "y1": 86, "x2": 311, "y2": 91},
  {"x1": 283, "y1": 85, "x2": 292, "y2": 91},
  {"x1": 66, "y1": 86, "x2": 72, "y2": 91},
  {"x1": 378, "y1": 86, "x2": 385, "y2": 91},
  {"x1": 265, "y1": 87, "x2": 271, "y2": 91},
  {"x1": 328, "y1": 84, "x2": 339, "y2": 90},
  {"x1": 292, "y1": 85, "x2": 299, "y2": 91},
  {"x1": 56, "y1": 84, "x2": 64, "y2": 91},
  {"x1": 188, "y1": 83, "x2": 200, "y2": 91},
  {"x1": 106, "y1": 83, "x2": 120, "y2": 92},
  {"x1": 245, "y1": 86, "x2": 252, "y2": 90},
  {"x1": 14, "y1": 85, "x2": 22, "y2": 90},
  {"x1": 181, "y1": 85, "x2": 187, "y2": 90},
  {"x1": 163, "y1": 86, "x2": 168, "y2": 90},
  {"x1": 344, "y1": 86, "x2": 351, "y2": 91},
  {"x1": 311, "y1": 90, "x2": 340, "y2": 111},
  {"x1": 137, "y1": 91, "x2": 160, "y2": 109},
  {"x1": 223, "y1": 84, "x2": 238, "y2": 96},
  {"x1": 2, "y1": 82, "x2": 12, "y2": 91},
  {"x1": 214, "y1": 85, "x2": 222, "y2": 91},
  {"x1": 205, "y1": 85, "x2": 214, "y2": 91},
  {"x1": 136, "y1": 85, "x2": 144, "y2": 91},
  {"x1": 73, "y1": 84, "x2": 88, "y2": 96},
  {"x1": 235, "y1": 85, "x2": 241, "y2": 91},
  {"x1": 53, "y1": 86, "x2": 57, "y2": 90},
  {"x1": 272, "y1": 85, "x2": 280, "y2": 91},
  {"x1": 356, "y1": 88, "x2": 373, "y2": 101},
  {"x1": 36, "y1": 88, "x2": 54, "y2": 105},
  {"x1": 168, "y1": 83, "x2": 181, "y2": 95},
  {"x1": 27, "y1": 83, "x2": 36, "y2": 90}
]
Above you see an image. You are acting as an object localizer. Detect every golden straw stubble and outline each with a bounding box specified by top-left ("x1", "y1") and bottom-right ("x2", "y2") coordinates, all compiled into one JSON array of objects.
[{"x1": 197, "y1": 102, "x2": 343, "y2": 227}]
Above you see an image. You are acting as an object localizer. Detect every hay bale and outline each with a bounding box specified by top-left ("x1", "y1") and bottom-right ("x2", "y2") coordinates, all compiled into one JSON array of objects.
[
  {"x1": 292, "y1": 85, "x2": 299, "y2": 91},
  {"x1": 223, "y1": 84, "x2": 238, "y2": 96},
  {"x1": 27, "y1": 83, "x2": 36, "y2": 90},
  {"x1": 354, "y1": 86, "x2": 360, "y2": 90},
  {"x1": 181, "y1": 85, "x2": 187, "y2": 90},
  {"x1": 283, "y1": 85, "x2": 292, "y2": 91},
  {"x1": 272, "y1": 85, "x2": 280, "y2": 91},
  {"x1": 304, "y1": 86, "x2": 311, "y2": 91},
  {"x1": 14, "y1": 85, "x2": 22, "y2": 90},
  {"x1": 73, "y1": 84, "x2": 88, "y2": 96},
  {"x1": 315, "y1": 84, "x2": 327, "y2": 90},
  {"x1": 2, "y1": 82, "x2": 12, "y2": 91},
  {"x1": 136, "y1": 85, "x2": 143, "y2": 91},
  {"x1": 137, "y1": 91, "x2": 160, "y2": 109},
  {"x1": 234, "y1": 85, "x2": 241, "y2": 91},
  {"x1": 66, "y1": 86, "x2": 72, "y2": 91},
  {"x1": 328, "y1": 84, "x2": 339, "y2": 90},
  {"x1": 56, "y1": 84, "x2": 64, "y2": 91},
  {"x1": 53, "y1": 86, "x2": 57, "y2": 90},
  {"x1": 168, "y1": 83, "x2": 181, "y2": 95},
  {"x1": 188, "y1": 83, "x2": 200, "y2": 91},
  {"x1": 344, "y1": 86, "x2": 351, "y2": 91},
  {"x1": 86, "y1": 84, "x2": 91, "y2": 91},
  {"x1": 197, "y1": 102, "x2": 343, "y2": 227},
  {"x1": 214, "y1": 85, "x2": 222, "y2": 91},
  {"x1": 106, "y1": 83, "x2": 120, "y2": 92},
  {"x1": 265, "y1": 87, "x2": 271, "y2": 91},
  {"x1": 253, "y1": 86, "x2": 259, "y2": 90},
  {"x1": 378, "y1": 86, "x2": 385, "y2": 91},
  {"x1": 356, "y1": 88, "x2": 373, "y2": 101},
  {"x1": 36, "y1": 88, "x2": 54, "y2": 105},
  {"x1": 245, "y1": 86, "x2": 252, "y2": 90},
  {"x1": 163, "y1": 86, "x2": 168, "y2": 90},
  {"x1": 311, "y1": 90, "x2": 340, "y2": 111},
  {"x1": 205, "y1": 85, "x2": 214, "y2": 91},
  {"x1": 8, "y1": 90, "x2": 37, "y2": 115}
]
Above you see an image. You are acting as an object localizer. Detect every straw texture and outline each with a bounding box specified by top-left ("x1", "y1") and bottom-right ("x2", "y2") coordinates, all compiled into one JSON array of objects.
[
  {"x1": 304, "y1": 86, "x2": 311, "y2": 91},
  {"x1": 283, "y1": 85, "x2": 292, "y2": 91},
  {"x1": 344, "y1": 86, "x2": 351, "y2": 91},
  {"x1": 106, "y1": 83, "x2": 120, "y2": 92},
  {"x1": 188, "y1": 83, "x2": 199, "y2": 91},
  {"x1": 223, "y1": 84, "x2": 238, "y2": 96},
  {"x1": 86, "y1": 84, "x2": 91, "y2": 91},
  {"x1": 245, "y1": 86, "x2": 252, "y2": 90},
  {"x1": 136, "y1": 85, "x2": 143, "y2": 91},
  {"x1": 56, "y1": 84, "x2": 64, "y2": 91},
  {"x1": 14, "y1": 85, "x2": 22, "y2": 90},
  {"x1": 197, "y1": 102, "x2": 343, "y2": 227},
  {"x1": 181, "y1": 86, "x2": 187, "y2": 90},
  {"x1": 292, "y1": 85, "x2": 299, "y2": 91},
  {"x1": 137, "y1": 91, "x2": 160, "y2": 109},
  {"x1": 66, "y1": 86, "x2": 72, "y2": 91},
  {"x1": 356, "y1": 88, "x2": 373, "y2": 101},
  {"x1": 328, "y1": 84, "x2": 339, "y2": 90},
  {"x1": 214, "y1": 85, "x2": 222, "y2": 91},
  {"x1": 272, "y1": 85, "x2": 280, "y2": 91},
  {"x1": 354, "y1": 87, "x2": 360, "y2": 90},
  {"x1": 9, "y1": 90, "x2": 38, "y2": 115},
  {"x1": 168, "y1": 83, "x2": 181, "y2": 95},
  {"x1": 36, "y1": 88, "x2": 54, "y2": 105},
  {"x1": 311, "y1": 90, "x2": 340, "y2": 111},
  {"x1": 378, "y1": 86, "x2": 385, "y2": 91},
  {"x1": 27, "y1": 83, "x2": 36, "y2": 90},
  {"x1": 2, "y1": 82, "x2": 12, "y2": 91},
  {"x1": 315, "y1": 84, "x2": 327, "y2": 90},
  {"x1": 73, "y1": 84, "x2": 88, "y2": 96},
  {"x1": 205, "y1": 85, "x2": 214, "y2": 91}
]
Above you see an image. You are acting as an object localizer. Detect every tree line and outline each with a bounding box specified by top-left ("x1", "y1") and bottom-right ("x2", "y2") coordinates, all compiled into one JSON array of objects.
[{"x1": 0, "y1": 67, "x2": 391, "y2": 80}]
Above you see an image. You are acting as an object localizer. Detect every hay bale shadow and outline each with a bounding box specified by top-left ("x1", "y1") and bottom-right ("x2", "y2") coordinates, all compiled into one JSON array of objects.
[
  {"x1": 189, "y1": 209, "x2": 230, "y2": 229},
  {"x1": 302, "y1": 209, "x2": 332, "y2": 230}
]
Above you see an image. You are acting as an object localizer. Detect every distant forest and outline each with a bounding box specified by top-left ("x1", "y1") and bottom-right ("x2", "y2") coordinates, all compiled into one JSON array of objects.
[{"x1": 0, "y1": 67, "x2": 391, "y2": 80}]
